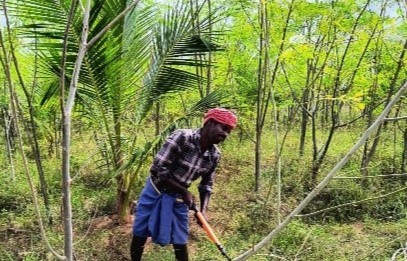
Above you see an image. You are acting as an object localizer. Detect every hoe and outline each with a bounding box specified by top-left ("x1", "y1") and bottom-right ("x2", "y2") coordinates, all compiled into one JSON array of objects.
[{"x1": 190, "y1": 203, "x2": 232, "y2": 261}]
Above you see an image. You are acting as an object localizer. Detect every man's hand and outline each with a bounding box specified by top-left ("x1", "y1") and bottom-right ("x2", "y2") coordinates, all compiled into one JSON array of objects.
[
  {"x1": 182, "y1": 190, "x2": 195, "y2": 208},
  {"x1": 160, "y1": 178, "x2": 195, "y2": 207}
]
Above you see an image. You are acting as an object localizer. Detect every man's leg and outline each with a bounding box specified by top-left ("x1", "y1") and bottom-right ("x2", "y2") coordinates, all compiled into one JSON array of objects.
[
  {"x1": 130, "y1": 235, "x2": 147, "y2": 261},
  {"x1": 173, "y1": 244, "x2": 188, "y2": 261}
]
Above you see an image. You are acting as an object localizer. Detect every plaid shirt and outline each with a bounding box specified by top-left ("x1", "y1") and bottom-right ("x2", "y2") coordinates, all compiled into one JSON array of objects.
[{"x1": 150, "y1": 128, "x2": 220, "y2": 192}]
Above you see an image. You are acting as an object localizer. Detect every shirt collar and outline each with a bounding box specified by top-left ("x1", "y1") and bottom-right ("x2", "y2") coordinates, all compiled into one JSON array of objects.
[{"x1": 192, "y1": 128, "x2": 201, "y2": 147}]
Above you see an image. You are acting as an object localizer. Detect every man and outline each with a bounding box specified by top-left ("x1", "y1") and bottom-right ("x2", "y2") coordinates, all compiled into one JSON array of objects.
[{"x1": 130, "y1": 108, "x2": 237, "y2": 261}]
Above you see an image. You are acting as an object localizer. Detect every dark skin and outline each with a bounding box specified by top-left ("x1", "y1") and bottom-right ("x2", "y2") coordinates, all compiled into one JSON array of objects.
[{"x1": 158, "y1": 119, "x2": 233, "y2": 219}]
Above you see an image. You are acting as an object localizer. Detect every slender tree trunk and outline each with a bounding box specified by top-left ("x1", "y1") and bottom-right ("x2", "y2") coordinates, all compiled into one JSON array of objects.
[
  {"x1": 390, "y1": 105, "x2": 402, "y2": 172},
  {"x1": 206, "y1": 0, "x2": 212, "y2": 96},
  {"x1": 155, "y1": 102, "x2": 160, "y2": 136},
  {"x1": 61, "y1": 112, "x2": 74, "y2": 260},
  {"x1": 190, "y1": 0, "x2": 204, "y2": 98},
  {"x1": 259, "y1": 1, "x2": 285, "y2": 222},
  {"x1": 53, "y1": 112, "x2": 61, "y2": 158},
  {"x1": 270, "y1": 76, "x2": 282, "y2": 223},
  {"x1": 254, "y1": 0, "x2": 295, "y2": 192},
  {"x1": 361, "y1": 94, "x2": 376, "y2": 175},
  {"x1": 298, "y1": 21, "x2": 314, "y2": 156},
  {"x1": 60, "y1": 0, "x2": 91, "y2": 258},
  {"x1": 2, "y1": 105, "x2": 15, "y2": 181},
  {"x1": 361, "y1": 44, "x2": 381, "y2": 176},
  {"x1": 299, "y1": 85, "x2": 309, "y2": 156},
  {"x1": 115, "y1": 111, "x2": 130, "y2": 223},
  {"x1": 58, "y1": 0, "x2": 76, "y2": 256},
  {"x1": 254, "y1": 0, "x2": 266, "y2": 192}
]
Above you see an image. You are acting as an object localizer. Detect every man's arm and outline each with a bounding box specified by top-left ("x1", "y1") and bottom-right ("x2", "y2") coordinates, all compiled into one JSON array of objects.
[
  {"x1": 198, "y1": 156, "x2": 219, "y2": 218},
  {"x1": 199, "y1": 188, "x2": 211, "y2": 217}
]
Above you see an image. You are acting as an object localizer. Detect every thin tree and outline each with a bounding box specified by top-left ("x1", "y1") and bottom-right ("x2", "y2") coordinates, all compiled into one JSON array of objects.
[
  {"x1": 0, "y1": 88, "x2": 15, "y2": 181},
  {"x1": 255, "y1": 0, "x2": 295, "y2": 191},
  {"x1": 60, "y1": 0, "x2": 91, "y2": 258},
  {"x1": 254, "y1": 0, "x2": 267, "y2": 192},
  {"x1": 59, "y1": 0, "x2": 141, "y2": 256}
]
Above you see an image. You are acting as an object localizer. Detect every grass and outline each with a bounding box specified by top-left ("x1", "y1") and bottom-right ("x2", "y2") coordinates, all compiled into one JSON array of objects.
[{"x1": 1, "y1": 125, "x2": 407, "y2": 260}]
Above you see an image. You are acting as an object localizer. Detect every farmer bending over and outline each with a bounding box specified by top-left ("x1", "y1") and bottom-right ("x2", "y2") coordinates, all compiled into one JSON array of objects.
[{"x1": 130, "y1": 108, "x2": 237, "y2": 261}]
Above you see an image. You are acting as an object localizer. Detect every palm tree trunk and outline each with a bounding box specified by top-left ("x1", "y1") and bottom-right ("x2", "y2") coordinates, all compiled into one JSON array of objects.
[{"x1": 100, "y1": 0, "x2": 141, "y2": 224}]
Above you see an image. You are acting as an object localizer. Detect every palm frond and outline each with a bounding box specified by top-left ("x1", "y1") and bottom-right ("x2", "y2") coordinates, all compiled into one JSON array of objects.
[
  {"x1": 6, "y1": 0, "x2": 70, "y2": 29},
  {"x1": 186, "y1": 89, "x2": 227, "y2": 116},
  {"x1": 11, "y1": 0, "x2": 155, "y2": 116},
  {"x1": 137, "y1": 0, "x2": 223, "y2": 121}
]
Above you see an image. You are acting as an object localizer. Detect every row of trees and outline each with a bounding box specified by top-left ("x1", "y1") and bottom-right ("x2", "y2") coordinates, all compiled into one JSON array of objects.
[
  {"x1": 1, "y1": 0, "x2": 407, "y2": 260},
  {"x1": 223, "y1": 0, "x2": 407, "y2": 190}
]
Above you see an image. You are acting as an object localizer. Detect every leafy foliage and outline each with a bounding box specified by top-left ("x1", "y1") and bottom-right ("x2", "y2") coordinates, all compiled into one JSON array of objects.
[{"x1": 1, "y1": 0, "x2": 407, "y2": 260}]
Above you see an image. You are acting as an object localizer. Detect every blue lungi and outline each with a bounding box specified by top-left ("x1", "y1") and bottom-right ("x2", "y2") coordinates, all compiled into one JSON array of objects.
[{"x1": 132, "y1": 177, "x2": 189, "y2": 246}]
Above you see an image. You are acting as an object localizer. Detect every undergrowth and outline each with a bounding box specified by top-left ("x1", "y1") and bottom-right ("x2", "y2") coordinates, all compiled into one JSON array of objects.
[{"x1": 1, "y1": 127, "x2": 407, "y2": 260}]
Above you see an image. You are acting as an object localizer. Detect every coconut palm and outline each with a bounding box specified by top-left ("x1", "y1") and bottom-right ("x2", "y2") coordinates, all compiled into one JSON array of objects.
[{"x1": 9, "y1": 0, "x2": 225, "y2": 222}]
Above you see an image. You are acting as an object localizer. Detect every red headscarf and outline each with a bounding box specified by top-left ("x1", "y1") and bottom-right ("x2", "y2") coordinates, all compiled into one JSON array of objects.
[{"x1": 204, "y1": 108, "x2": 238, "y2": 129}]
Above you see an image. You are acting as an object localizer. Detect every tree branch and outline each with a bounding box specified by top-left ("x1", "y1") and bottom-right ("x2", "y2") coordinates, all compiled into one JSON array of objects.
[
  {"x1": 384, "y1": 116, "x2": 407, "y2": 121},
  {"x1": 296, "y1": 186, "x2": 407, "y2": 217},
  {"x1": 333, "y1": 173, "x2": 407, "y2": 179}
]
